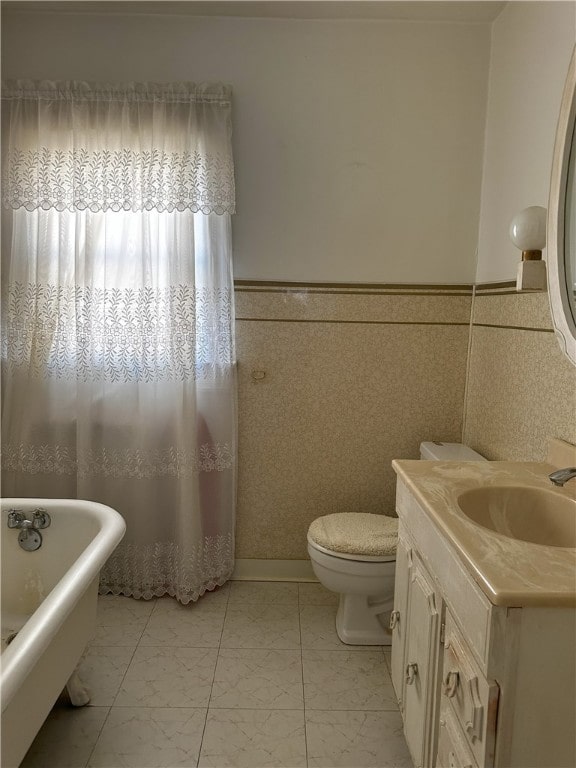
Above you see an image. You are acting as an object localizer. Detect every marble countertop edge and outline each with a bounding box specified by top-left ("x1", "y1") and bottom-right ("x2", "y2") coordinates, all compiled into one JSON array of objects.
[{"x1": 392, "y1": 459, "x2": 576, "y2": 608}]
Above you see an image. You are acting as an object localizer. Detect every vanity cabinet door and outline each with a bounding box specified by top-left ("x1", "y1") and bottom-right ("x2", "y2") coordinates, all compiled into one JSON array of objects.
[
  {"x1": 390, "y1": 536, "x2": 411, "y2": 708},
  {"x1": 402, "y1": 553, "x2": 442, "y2": 768}
]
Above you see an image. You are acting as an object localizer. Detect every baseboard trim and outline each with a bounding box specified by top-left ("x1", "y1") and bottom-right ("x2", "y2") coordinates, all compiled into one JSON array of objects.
[{"x1": 232, "y1": 559, "x2": 317, "y2": 582}]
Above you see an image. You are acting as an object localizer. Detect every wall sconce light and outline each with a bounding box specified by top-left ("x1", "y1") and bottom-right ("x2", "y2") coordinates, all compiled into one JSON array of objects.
[{"x1": 509, "y1": 205, "x2": 547, "y2": 291}]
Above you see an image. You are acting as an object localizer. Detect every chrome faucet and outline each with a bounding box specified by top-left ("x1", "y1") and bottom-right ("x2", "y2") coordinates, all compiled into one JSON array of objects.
[
  {"x1": 7, "y1": 508, "x2": 51, "y2": 551},
  {"x1": 548, "y1": 467, "x2": 576, "y2": 487}
]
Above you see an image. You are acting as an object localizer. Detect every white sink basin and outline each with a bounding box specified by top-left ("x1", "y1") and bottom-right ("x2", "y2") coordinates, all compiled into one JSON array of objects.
[{"x1": 456, "y1": 486, "x2": 576, "y2": 548}]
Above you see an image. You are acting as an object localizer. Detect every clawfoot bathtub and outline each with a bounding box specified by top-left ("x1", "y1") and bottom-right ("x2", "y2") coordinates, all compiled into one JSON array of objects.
[{"x1": 1, "y1": 498, "x2": 125, "y2": 767}]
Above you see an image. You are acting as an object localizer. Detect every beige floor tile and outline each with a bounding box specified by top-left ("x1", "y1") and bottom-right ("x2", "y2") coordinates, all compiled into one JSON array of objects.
[
  {"x1": 210, "y1": 648, "x2": 304, "y2": 709},
  {"x1": 77, "y1": 646, "x2": 136, "y2": 707},
  {"x1": 220, "y1": 603, "x2": 301, "y2": 649},
  {"x1": 91, "y1": 595, "x2": 156, "y2": 647},
  {"x1": 198, "y1": 709, "x2": 306, "y2": 767},
  {"x1": 87, "y1": 707, "x2": 206, "y2": 768},
  {"x1": 90, "y1": 625, "x2": 146, "y2": 647},
  {"x1": 298, "y1": 582, "x2": 338, "y2": 606},
  {"x1": 96, "y1": 595, "x2": 156, "y2": 626},
  {"x1": 303, "y1": 650, "x2": 398, "y2": 710},
  {"x1": 140, "y1": 601, "x2": 225, "y2": 647},
  {"x1": 300, "y1": 605, "x2": 381, "y2": 651},
  {"x1": 306, "y1": 710, "x2": 413, "y2": 767},
  {"x1": 152, "y1": 586, "x2": 229, "y2": 614},
  {"x1": 20, "y1": 706, "x2": 110, "y2": 768},
  {"x1": 26, "y1": 583, "x2": 411, "y2": 768},
  {"x1": 229, "y1": 581, "x2": 299, "y2": 604},
  {"x1": 115, "y1": 646, "x2": 218, "y2": 707},
  {"x1": 383, "y1": 647, "x2": 392, "y2": 674}
]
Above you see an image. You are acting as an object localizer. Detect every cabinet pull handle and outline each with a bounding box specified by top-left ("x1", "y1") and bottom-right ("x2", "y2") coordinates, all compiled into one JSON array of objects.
[
  {"x1": 443, "y1": 670, "x2": 460, "y2": 698},
  {"x1": 389, "y1": 610, "x2": 400, "y2": 630},
  {"x1": 405, "y1": 662, "x2": 418, "y2": 684}
]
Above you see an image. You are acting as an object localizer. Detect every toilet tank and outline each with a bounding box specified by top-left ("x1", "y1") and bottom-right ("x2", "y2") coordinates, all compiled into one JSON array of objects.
[{"x1": 419, "y1": 441, "x2": 486, "y2": 461}]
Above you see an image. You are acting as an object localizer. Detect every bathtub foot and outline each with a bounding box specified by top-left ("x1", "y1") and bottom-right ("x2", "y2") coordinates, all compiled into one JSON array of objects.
[{"x1": 65, "y1": 671, "x2": 91, "y2": 706}]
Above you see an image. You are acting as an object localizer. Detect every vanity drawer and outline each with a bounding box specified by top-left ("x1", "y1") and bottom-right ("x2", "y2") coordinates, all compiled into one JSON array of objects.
[
  {"x1": 437, "y1": 708, "x2": 478, "y2": 768},
  {"x1": 441, "y1": 611, "x2": 499, "y2": 768}
]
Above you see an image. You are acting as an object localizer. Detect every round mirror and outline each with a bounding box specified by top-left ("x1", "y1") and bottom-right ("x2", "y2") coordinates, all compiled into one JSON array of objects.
[
  {"x1": 565, "y1": 118, "x2": 576, "y2": 323},
  {"x1": 548, "y1": 47, "x2": 576, "y2": 365}
]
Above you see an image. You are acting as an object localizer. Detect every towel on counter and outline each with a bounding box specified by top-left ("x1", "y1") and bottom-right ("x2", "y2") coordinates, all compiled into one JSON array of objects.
[{"x1": 308, "y1": 512, "x2": 398, "y2": 556}]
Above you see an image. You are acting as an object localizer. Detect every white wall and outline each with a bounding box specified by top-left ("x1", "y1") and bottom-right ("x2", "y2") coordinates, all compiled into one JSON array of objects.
[
  {"x1": 476, "y1": 1, "x2": 575, "y2": 283},
  {"x1": 1, "y1": 10, "x2": 490, "y2": 283}
]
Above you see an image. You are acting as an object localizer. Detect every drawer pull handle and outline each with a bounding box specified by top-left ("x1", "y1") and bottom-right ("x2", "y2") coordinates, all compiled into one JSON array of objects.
[
  {"x1": 405, "y1": 662, "x2": 418, "y2": 685},
  {"x1": 390, "y1": 611, "x2": 400, "y2": 630},
  {"x1": 443, "y1": 670, "x2": 460, "y2": 698}
]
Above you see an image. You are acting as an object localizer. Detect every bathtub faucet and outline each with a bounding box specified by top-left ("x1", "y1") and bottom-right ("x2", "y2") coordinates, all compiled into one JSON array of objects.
[{"x1": 7, "y1": 508, "x2": 51, "y2": 551}]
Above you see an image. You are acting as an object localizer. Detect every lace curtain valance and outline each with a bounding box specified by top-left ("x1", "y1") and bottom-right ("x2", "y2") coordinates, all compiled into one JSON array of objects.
[{"x1": 1, "y1": 80, "x2": 235, "y2": 214}]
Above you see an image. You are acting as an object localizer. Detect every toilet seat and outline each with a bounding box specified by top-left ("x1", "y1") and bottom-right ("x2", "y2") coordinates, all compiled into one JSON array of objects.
[
  {"x1": 307, "y1": 512, "x2": 398, "y2": 558},
  {"x1": 307, "y1": 534, "x2": 396, "y2": 563}
]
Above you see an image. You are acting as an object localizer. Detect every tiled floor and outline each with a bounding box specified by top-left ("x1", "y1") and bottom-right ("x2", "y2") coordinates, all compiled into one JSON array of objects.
[{"x1": 22, "y1": 581, "x2": 413, "y2": 768}]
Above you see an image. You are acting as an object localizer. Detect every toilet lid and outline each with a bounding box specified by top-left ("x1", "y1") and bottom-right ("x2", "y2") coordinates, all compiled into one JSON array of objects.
[{"x1": 307, "y1": 513, "x2": 398, "y2": 558}]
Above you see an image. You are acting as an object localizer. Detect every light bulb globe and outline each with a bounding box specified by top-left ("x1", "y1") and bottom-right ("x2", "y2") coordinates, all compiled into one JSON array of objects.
[{"x1": 509, "y1": 206, "x2": 547, "y2": 251}]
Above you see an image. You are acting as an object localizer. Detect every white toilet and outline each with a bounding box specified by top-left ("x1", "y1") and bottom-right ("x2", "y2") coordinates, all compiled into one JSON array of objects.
[{"x1": 307, "y1": 441, "x2": 486, "y2": 645}]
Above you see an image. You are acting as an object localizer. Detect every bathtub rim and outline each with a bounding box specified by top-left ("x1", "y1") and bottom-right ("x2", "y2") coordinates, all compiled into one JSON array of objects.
[{"x1": 1, "y1": 497, "x2": 126, "y2": 712}]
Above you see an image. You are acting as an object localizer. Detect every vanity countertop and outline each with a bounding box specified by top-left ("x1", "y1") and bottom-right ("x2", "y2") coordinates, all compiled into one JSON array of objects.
[{"x1": 392, "y1": 460, "x2": 576, "y2": 607}]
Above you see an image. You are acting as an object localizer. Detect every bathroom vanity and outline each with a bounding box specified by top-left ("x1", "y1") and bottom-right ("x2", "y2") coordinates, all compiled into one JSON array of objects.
[{"x1": 390, "y1": 453, "x2": 576, "y2": 768}]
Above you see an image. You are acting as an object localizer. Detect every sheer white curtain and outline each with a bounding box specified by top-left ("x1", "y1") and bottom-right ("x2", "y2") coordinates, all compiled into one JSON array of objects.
[{"x1": 1, "y1": 80, "x2": 237, "y2": 603}]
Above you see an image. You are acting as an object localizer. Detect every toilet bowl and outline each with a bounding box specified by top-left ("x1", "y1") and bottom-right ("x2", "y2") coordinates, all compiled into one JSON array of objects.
[
  {"x1": 307, "y1": 441, "x2": 487, "y2": 646},
  {"x1": 307, "y1": 536, "x2": 396, "y2": 645}
]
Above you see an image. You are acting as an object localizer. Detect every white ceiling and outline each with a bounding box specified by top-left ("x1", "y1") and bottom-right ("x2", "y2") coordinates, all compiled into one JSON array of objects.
[{"x1": 2, "y1": 1, "x2": 507, "y2": 23}]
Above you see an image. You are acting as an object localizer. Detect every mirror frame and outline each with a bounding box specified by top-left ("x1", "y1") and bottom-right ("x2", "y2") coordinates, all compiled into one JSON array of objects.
[{"x1": 548, "y1": 46, "x2": 576, "y2": 366}]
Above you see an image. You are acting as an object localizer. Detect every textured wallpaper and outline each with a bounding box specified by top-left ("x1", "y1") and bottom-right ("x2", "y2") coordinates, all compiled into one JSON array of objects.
[
  {"x1": 463, "y1": 287, "x2": 576, "y2": 461},
  {"x1": 235, "y1": 282, "x2": 472, "y2": 559}
]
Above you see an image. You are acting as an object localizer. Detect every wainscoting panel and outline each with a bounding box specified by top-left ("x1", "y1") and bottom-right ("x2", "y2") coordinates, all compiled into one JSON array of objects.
[
  {"x1": 463, "y1": 289, "x2": 576, "y2": 461},
  {"x1": 235, "y1": 283, "x2": 472, "y2": 560}
]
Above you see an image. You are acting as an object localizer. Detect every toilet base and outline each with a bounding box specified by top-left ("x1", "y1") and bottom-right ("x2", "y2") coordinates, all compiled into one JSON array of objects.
[
  {"x1": 306, "y1": 540, "x2": 396, "y2": 646},
  {"x1": 335, "y1": 593, "x2": 394, "y2": 646}
]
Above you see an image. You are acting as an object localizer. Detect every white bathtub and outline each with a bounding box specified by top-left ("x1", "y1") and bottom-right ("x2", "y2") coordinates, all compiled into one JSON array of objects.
[{"x1": 1, "y1": 498, "x2": 125, "y2": 768}]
